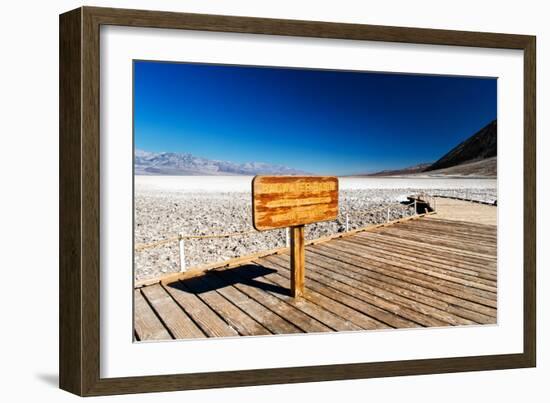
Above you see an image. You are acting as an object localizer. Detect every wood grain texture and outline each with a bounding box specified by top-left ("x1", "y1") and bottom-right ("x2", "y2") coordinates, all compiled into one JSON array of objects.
[
  {"x1": 252, "y1": 176, "x2": 338, "y2": 230},
  {"x1": 290, "y1": 225, "x2": 306, "y2": 297},
  {"x1": 245, "y1": 269, "x2": 362, "y2": 332},
  {"x1": 140, "y1": 285, "x2": 206, "y2": 339},
  {"x1": 178, "y1": 276, "x2": 271, "y2": 336},
  {"x1": 81, "y1": 5, "x2": 101, "y2": 396},
  {"x1": 263, "y1": 254, "x2": 416, "y2": 329},
  {"x1": 134, "y1": 290, "x2": 172, "y2": 340},
  {"x1": 163, "y1": 282, "x2": 240, "y2": 337},
  {"x1": 59, "y1": 7, "x2": 82, "y2": 395},
  {"x1": 59, "y1": 5, "x2": 536, "y2": 396}
]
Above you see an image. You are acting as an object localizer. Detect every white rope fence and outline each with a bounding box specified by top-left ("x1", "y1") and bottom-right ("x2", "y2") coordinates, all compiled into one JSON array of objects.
[{"x1": 135, "y1": 197, "x2": 431, "y2": 273}]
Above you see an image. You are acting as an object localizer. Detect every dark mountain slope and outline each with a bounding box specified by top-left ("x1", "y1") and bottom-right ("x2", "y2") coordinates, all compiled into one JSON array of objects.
[
  {"x1": 422, "y1": 156, "x2": 496, "y2": 177},
  {"x1": 425, "y1": 120, "x2": 497, "y2": 172}
]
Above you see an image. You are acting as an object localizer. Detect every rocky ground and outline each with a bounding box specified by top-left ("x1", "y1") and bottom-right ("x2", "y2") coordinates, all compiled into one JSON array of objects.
[{"x1": 134, "y1": 187, "x2": 496, "y2": 281}]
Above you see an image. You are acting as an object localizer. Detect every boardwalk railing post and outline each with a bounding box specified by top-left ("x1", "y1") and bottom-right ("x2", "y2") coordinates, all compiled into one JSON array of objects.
[
  {"x1": 345, "y1": 213, "x2": 349, "y2": 232},
  {"x1": 386, "y1": 207, "x2": 390, "y2": 223},
  {"x1": 290, "y1": 225, "x2": 305, "y2": 298},
  {"x1": 286, "y1": 227, "x2": 290, "y2": 248},
  {"x1": 414, "y1": 199, "x2": 417, "y2": 215},
  {"x1": 178, "y1": 233, "x2": 186, "y2": 273}
]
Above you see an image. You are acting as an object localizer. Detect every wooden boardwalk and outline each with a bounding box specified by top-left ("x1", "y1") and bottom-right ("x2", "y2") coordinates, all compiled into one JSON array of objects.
[{"x1": 134, "y1": 216, "x2": 497, "y2": 341}]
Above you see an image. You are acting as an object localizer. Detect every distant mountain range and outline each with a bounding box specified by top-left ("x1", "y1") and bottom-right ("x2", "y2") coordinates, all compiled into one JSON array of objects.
[
  {"x1": 136, "y1": 120, "x2": 497, "y2": 177},
  {"x1": 135, "y1": 149, "x2": 308, "y2": 176},
  {"x1": 363, "y1": 163, "x2": 433, "y2": 177},
  {"x1": 363, "y1": 119, "x2": 497, "y2": 177}
]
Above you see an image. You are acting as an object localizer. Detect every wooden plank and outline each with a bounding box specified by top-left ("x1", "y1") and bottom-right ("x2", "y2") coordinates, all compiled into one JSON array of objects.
[
  {"x1": 408, "y1": 216, "x2": 497, "y2": 231},
  {"x1": 384, "y1": 223, "x2": 500, "y2": 246},
  {"x1": 305, "y1": 250, "x2": 448, "y2": 311},
  {"x1": 203, "y1": 273, "x2": 302, "y2": 335},
  {"x1": 360, "y1": 231, "x2": 497, "y2": 266},
  {"x1": 250, "y1": 262, "x2": 389, "y2": 331},
  {"x1": 230, "y1": 263, "x2": 363, "y2": 331},
  {"x1": 342, "y1": 236, "x2": 497, "y2": 281},
  {"x1": 162, "y1": 282, "x2": 239, "y2": 337},
  {"x1": 213, "y1": 269, "x2": 332, "y2": 333},
  {"x1": 346, "y1": 234, "x2": 494, "y2": 274},
  {"x1": 394, "y1": 224, "x2": 497, "y2": 247},
  {"x1": 355, "y1": 234, "x2": 497, "y2": 276},
  {"x1": 305, "y1": 249, "x2": 496, "y2": 324},
  {"x1": 310, "y1": 243, "x2": 496, "y2": 315},
  {"x1": 301, "y1": 252, "x2": 476, "y2": 326},
  {"x1": 290, "y1": 225, "x2": 305, "y2": 297},
  {"x1": 331, "y1": 239, "x2": 497, "y2": 292},
  {"x1": 380, "y1": 227, "x2": 496, "y2": 256},
  {"x1": 134, "y1": 289, "x2": 172, "y2": 341},
  {"x1": 264, "y1": 254, "x2": 444, "y2": 327},
  {"x1": 315, "y1": 245, "x2": 496, "y2": 308},
  {"x1": 140, "y1": 284, "x2": 206, "y2": 339},
  {"x1": 180, "y1": 274, "x2": 271, "y2": 336},
  {"x1": 352, "y1": 231, "x2": 498, "y2": 275},
  {"x1": 405, "y1": 219, "x2": 497, "y2": 238},
  {"x1": 425, "y1": 216, "x2": 497, "y2": 230},
  {"x1": 310, "y1": 242, "x2": 497, "y2": 311},
  {"x1": 252, "y1": 176, "x2": 338, "y2": 230},
  {"x1": 358, "y1": 232, "x2": 497, "y2": 273},
  {"x1": 273, "y1": 289, "x2": 362, "y2": 332},
  {"x1": 387, "y1": 227, "x2": 497, "y2": 254},
  {"x1": 257, "y1": 256, "x2": 412, "y2": 329},
  {"x1": 390, "y1": 224, "x2": 498, "y2": 251},
  {"x1": 415, "y1": 221, "x2": 497, "y2": 239}
]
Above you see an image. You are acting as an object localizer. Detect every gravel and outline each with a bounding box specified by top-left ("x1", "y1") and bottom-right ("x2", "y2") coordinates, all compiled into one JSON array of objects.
[{"x1": 134, "y1": 185, "x2": 496, "y2": 281}]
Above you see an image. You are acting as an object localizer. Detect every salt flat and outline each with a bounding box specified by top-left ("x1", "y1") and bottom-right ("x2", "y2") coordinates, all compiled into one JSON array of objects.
[
  {"x1": 135, "y1": 175, "x2": 255, "y2": 193},
  {"x1": 135, "y1": 175, "x2": 497, "y2": 193},
  {"x1": 134, "y1": 175, "x2": 497, "y2": 281}
]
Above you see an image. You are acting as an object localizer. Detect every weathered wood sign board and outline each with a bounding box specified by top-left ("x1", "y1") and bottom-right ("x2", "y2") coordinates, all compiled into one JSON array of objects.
[
  {"x1": 252, "y1": 176, "x2": 339, "y2": 231},
  {"x1": 252, "y1": 175, "x2": 339, "y2": 297}
]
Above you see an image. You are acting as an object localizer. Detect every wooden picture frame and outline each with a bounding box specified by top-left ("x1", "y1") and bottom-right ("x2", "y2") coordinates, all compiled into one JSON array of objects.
[{"x1": 59, "y1": 6, "x2": 536, "y2": 396}]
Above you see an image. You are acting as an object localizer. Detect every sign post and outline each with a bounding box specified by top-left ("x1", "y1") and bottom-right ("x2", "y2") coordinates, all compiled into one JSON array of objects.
[
  {"x1": 252, "y1": 176, "x2": 339, "y2": 297},
  {"x1": 289, "y1": 225, "x2": 305, "y2": 297}
]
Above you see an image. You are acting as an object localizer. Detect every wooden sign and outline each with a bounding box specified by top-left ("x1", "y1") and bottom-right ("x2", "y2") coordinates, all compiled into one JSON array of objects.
[
  {"x1": 252, "y1": 175, "x2": 339, "y2": 298},
  {"x1": 252, "y1": 176, "x2": 339, "y2": 231}
]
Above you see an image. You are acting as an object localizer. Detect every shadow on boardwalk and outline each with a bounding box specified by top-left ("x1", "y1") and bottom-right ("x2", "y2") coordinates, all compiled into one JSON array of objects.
[{"x1": 170, "y1": 264, "x2": 289, "y2": 296}]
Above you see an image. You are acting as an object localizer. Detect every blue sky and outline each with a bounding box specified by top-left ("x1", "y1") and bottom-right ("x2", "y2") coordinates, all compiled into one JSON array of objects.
[{"x1": 134, "y1": 61, "x2": 496, "y2": 175}]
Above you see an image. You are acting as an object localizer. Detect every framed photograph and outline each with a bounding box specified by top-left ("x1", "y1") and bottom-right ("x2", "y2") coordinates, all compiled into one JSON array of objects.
[{"x1": 59, "y1": 6, "x2": 536, "y2": 396}]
